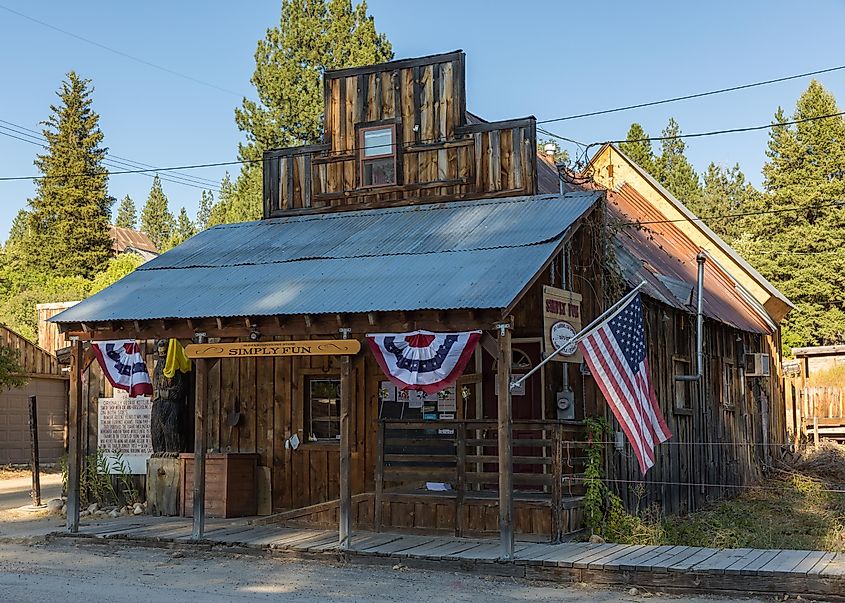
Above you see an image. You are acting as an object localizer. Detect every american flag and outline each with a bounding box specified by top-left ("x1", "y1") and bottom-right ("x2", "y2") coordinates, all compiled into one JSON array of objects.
[{"x1": 578, "y1": 294, "x2": 670, "y2": 474}]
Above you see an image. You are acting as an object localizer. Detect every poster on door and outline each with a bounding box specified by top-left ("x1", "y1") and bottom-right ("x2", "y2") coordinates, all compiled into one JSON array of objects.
[{"x1": 543, "y1": 285, "x2": 582, "y2": 363}]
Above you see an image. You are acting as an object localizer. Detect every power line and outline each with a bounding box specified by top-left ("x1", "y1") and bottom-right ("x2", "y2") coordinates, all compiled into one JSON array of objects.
[
  {"x1": 0, "y1": 127, "x2": 218, "y2": 192},
  {"x1": 0, "y1": 4, "x2": 243, "y2": 98},
  {"x1": 0, "y1": 118, "x2": 223, "y2": 188},
  {"x1": 538, "y1": 63, "x2": 845, "y2": 124},
  {"x1": 621, "y1": 199, "x2": 845, "y2": 227}
]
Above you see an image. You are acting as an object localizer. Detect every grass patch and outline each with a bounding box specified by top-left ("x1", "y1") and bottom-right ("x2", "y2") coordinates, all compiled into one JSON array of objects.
[
  {"x1": 601, "y1": 444, "x2": 845, "y2": 551},
  {"x1": 661, "y1": 473, "x2": 845, "y2": 551},
  {"x1": 807, "y1": 364, "x2": 845, "y2": 387}
]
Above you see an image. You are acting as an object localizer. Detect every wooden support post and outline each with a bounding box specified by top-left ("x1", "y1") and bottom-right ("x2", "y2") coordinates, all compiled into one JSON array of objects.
[
  {"x1": 66, "y1": 340, "x2": 83, "y2": 533},
  {"x1": 496, "y1": 324, "x2": 514, "y2": 560},
  {"x1": 191, "y1": 358, "x2": 209, "y2": 540},
  {"x1": 374, "y1": 419, "x2": 384, "y2": 533},
  {"x1": 339, "y1": 354, "x2": 352, "y2": 549},
  {"x1": 455, "y1": 421, "x2": 466, "y2": 537},
  {"x1": 28, "y1": 395, "x2": 42, "y2": 507},
  {"x1": 551, "y1": 423, "x2": 563, "y2": 543}
]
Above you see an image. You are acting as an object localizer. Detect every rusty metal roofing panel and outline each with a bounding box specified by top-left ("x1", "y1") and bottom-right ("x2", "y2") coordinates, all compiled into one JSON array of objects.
[
  {"x1": 609, "y1": 185, "x2": 773, "y2": 334},
  {"x1": 108, "y1": 225, "x2": 157, "y2": 254},
  {"x1": 52, "y1": 192, "x2": 600, "y2": 323}
]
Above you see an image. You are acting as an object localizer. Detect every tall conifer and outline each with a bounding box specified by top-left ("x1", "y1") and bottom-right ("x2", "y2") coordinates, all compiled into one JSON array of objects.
[
  {"x1": 140, "y1": 175, "x2": 175, "y2": 251},
  {"x1": 115, "y1": 194, "x2": 137, "y2": 229},
  {"x1": 25, "y1": 72, "x2": 113, "y2": 277},
  {"x1": 750, "y1": 81, "x2": 845, "y2": 349},
  {"x1": 224, "y1": 0, "x2": 393, "y2": 223},
  {"x1": 654, "y1": 118, "x2": 703, "y2": 211},
  {"x1": 619, "y1": 123, "x2": 656, "y2": 175}
]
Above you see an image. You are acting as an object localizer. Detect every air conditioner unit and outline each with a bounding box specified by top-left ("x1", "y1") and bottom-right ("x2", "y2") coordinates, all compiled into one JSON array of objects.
[{"x1": 745, "y1": 353, "x2": 770, "y2": 377}]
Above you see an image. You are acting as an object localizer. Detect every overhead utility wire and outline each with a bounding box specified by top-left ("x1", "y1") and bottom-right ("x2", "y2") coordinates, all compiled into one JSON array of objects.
[
  {"x1": 0, "y1": 4, "x2": 243, "y2": 98},
  {"x1": 0, "y1": 118, "x2": 222, "y2": 188},
  {"x1": 2, "y1": 109, "x2": 845, "y2": 184},
  {"x1": 538, "y1": 63, "x2": 845, "y2": 124},
  {"x1": 0, "y1": 127, "x2": 218, "y2": 192}
]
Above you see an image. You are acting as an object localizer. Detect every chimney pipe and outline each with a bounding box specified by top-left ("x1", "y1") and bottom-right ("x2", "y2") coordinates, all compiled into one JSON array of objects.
[{"x1": 676, "y1": 252, "x2": 706, "y2": 382}]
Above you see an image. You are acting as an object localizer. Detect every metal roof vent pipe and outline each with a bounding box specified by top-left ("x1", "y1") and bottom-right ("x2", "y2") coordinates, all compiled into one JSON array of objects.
[{"x1": 676, "y1": 251, "x2": 706, "y2": 382}]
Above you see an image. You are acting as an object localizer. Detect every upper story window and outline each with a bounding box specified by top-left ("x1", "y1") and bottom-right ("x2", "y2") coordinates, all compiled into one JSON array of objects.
[{"x1": 359, "y1": 124, "x2": 397, "y2": 187}]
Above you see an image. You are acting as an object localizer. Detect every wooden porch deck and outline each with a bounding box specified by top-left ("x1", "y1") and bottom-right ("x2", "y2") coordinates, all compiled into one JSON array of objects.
[{"x1": 57, "y1": 516, "x2": 845, "y2": 600}]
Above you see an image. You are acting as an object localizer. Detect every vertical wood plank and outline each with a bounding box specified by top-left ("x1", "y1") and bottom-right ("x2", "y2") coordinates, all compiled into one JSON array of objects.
[
  {"x1": 66, "y1": 340, "x2": 83, "y2": 533},
  {"x1": 339, "y1": 354, "x2": 352, "y2": 548},
  {"x1": 191, "y1": 358, "x2": 209, "y2": 540},
  {"x1": 497, "y1": 325, "x2": 514, "y2": 559}
]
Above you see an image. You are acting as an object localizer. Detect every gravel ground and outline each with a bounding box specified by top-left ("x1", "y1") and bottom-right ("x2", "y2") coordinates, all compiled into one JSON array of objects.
[{"x1": 0, "y1": 539, "x2": 768, "y2": 603}]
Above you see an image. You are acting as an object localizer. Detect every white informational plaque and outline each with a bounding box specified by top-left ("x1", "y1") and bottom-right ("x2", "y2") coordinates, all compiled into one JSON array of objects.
[{"x1": 97, "y1": 396, "x2": 153, "y2": 474}]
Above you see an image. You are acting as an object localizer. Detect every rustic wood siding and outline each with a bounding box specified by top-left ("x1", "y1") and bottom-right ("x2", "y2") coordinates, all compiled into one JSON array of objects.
[{"x1": 263, "y1": 52, "x2": 537, "y2": 217}]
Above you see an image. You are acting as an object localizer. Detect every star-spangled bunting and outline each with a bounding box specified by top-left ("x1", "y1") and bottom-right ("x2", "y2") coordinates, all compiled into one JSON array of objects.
[
  {"x1": 578, "y1": 294, "x2": 671, "y2": 473},
  {"x1": 91, "y1": 340, "x2": 153, "y2": 398},
  {"x1": 367, "y1": 330, "x2": 480, "y2": 394}
]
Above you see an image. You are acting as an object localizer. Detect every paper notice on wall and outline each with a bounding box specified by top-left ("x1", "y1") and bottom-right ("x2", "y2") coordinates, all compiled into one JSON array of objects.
[
  {"x1": 97, "y1": 397, "x2": 153, "y2": 474},
  {"x1": 379, "y1": 381, "x2": 397, "y2": 402},
  {"x1": 405, "y1": 390, "x2": 424, "y2": 408},
  {"x1": 436, "y1": 386, "x2": 457, "y2": 412}
]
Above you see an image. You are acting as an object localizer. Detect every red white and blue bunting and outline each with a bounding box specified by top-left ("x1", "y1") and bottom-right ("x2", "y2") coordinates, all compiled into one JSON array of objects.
[
  {"x1": 366, "y1": 330, "x2": 481, "y2": 394},
  {"x1": 91, "y1": 340, "x2": 154, "y2": 398}
]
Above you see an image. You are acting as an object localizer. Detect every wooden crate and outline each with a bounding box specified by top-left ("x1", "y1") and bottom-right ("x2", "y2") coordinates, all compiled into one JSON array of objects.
[{"x1": 180, "y1": 453, "x2": 259, "y2": 518}]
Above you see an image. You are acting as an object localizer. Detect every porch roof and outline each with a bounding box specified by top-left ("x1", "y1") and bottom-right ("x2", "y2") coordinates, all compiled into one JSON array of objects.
[{"x1": 51, "y1": 192, "x2": 600, "y2": 324}]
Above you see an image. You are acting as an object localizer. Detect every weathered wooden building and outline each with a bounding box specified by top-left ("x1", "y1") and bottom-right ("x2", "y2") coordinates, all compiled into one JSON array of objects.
[
  {"x1": 0, "y1": 325, "x2": 67, "y2": 465},
  {"x1": 52, "y1": 51, "x2": 790, "y2": 553}
]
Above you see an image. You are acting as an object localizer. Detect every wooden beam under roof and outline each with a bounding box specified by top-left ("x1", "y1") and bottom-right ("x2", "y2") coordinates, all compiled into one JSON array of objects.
[{"x1": 58, "y1": 309, "x2": 506, "y2": 342}]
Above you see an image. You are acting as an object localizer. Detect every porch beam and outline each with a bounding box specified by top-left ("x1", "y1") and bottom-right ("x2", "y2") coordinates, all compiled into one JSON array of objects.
[
  {"x1": 339, "y1": 354, "x2": 353, "y2": 549},
  {"x1": 496, "y1": 321, "x2": 514, "y2": 560},
  {"x1": 191, "y1": 358, "x2": 209, "y2": 540},
  {"x1": 66, "y1": 339, "x2": 83, "y2": 533}
]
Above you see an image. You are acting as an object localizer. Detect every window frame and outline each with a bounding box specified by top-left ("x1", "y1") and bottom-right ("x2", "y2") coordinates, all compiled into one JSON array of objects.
[
  {"x1": 303, "y1": 374, "x2": 342, "y2": 445},
  {"x1": 357, "y1": 122, "x2": 399, "y2": 189},
  {"x1": 722, "y1": 360, "x2": 737, "y2": 411},
  {"x1": 672, "y1": 355, "x2": 693, "y2": 415}
]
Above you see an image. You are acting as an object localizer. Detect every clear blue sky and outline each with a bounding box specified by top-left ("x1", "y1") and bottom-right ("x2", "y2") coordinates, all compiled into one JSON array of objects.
[{"x1": 2, "y1": 0, "x2": 845, "y2": 242}]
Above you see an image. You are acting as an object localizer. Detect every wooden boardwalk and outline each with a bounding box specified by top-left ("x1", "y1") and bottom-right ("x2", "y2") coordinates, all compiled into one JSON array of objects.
[{"x1": 57, "y1": 517, "x2": 845, "y2": 601}]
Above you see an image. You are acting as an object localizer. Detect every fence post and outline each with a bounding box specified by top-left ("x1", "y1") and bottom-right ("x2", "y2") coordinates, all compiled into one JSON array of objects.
[
  {"x1": 28, "y1": 395, "x2": 42, "y2": 507},
  {"x1": 374, "y1": 419, "x2": 384, "y2": 532},
  {"x1": 455, "y1": 421, "x2": 466, "y2": 537}
]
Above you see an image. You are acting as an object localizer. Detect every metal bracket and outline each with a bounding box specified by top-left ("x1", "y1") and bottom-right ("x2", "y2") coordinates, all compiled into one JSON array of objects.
[
  {"x1": 494, "y1": 322, "x2": 511, "y2": 336},
  {"x1": 339, "y1": 328, "x2": 352, "y2": 340}
]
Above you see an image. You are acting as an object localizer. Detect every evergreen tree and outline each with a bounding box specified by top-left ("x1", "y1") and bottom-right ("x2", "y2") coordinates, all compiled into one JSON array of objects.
[
  {"x1": 115, "y1": 194, "x2": 137, "y2": 229},
  {"x1": 699, "y1": 162, "x2": 759, "y2": 245},
  {"x1": 169, "y1": 207, "x2": 197, "y2": 248},
  {"x1": 230, "y1": 0, "x2": 393, "y2": 222},
  {"x1": 196, "y1": 190, "x2": 214, "y2": 230},
  {"x1": 749, "y1": 80, "x2": 845, "y2": 350},
  {"x1": 654, "y1": 118, "x2": 703, "y2": 211},
  {"x1": 3, "y1": 209, "x2": 30, "y2": 271},
  {"x1": 140, "y1": 175, "x2": 175, "y2": 251},
  {"x1": 619, "y1": 123, "x2": 656, "y2": 175},
  {"x1": 25, "y1": 72, "x2": 113, "y2": 278},
  {"x1": 207, "y1": 173, "x2": 236, "y2": 227}
]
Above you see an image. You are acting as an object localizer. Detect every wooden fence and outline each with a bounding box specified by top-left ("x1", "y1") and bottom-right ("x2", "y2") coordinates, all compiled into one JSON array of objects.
[
  {"x1": 785, "y1": 383, "x2": 845, "y2": 444},
  {"x1": 374, "y1": 419, "x2": 587, "y2": 541}
]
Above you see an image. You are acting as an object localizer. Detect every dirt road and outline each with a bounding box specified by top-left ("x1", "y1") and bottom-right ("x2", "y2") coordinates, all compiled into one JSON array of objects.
[{"x1": 0, "y1": 539, "x2": 765, "y2": 603}]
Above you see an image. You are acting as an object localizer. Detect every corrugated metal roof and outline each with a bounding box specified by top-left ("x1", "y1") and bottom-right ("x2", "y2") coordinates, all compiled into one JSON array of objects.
[
  {"x1": 52, "y1": 193, "x2": 600, "y2": 323},
  {"x1": 608, "y1": 185, "x2": 774, "y2": 334},
  {"x1": 108, "y1": 225, "x2": 158, "y2": 254}
]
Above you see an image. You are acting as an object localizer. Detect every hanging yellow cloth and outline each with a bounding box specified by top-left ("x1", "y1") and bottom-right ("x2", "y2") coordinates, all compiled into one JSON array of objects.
[{"x1": 163, "y1": 338, "x2": 192, "y2": 377}]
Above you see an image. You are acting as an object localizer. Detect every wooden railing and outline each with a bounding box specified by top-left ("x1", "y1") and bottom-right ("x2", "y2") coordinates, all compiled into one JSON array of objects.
[
  {"x1": 375, "y1": 419, "x2": 587, "y2": 540},
  {"x1": 786, "y1": 385, "x2": 845, "y2": 444}
]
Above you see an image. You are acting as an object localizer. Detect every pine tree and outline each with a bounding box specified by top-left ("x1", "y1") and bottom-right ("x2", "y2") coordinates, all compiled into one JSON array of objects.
[
  {"x1": 3, "y1": 209, "x2": 30, "y2": 270},
  {"x1": 115, "y1": 194, "x2": 137, "y2": 229},
  {"x1": 196, "y1": 190, "x2": 214, "y2": 231},
  {"x1": 140, "y1": 175, "x2": 174, "y2": 251},
  {"x1": 698, "y1": 163, "x2": 759, "y2": 245},
  {"x1": 207, "y1": 174, "x2": 236, "y2": 227},
  {"x1": 169, "y1": 207, "x2": 197, "y2": 248},
  {"x1": 619, "y1": 123, "x2": 656, "y2": 175},
  {"x1": 230, "y1": 0, "x2": 393, "y2": 222},
  {"x1": 654, "y1": 118, "x2": 703, "y2": 212},
  {"x1": 749, "y1": 81, "x2": 845, "y2": 350},
  {"x1": 25, "y1": 72, "x2": 113, "y2": 278}
]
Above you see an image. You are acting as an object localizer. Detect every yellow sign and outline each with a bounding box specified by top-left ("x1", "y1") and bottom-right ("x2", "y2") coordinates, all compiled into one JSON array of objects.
[
  {"x1": 185, "y1": 339, "x2": 361, "y2": 359},
  {"x1": 543, "y1": 286, "x2": 582, "y2": 363}
]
